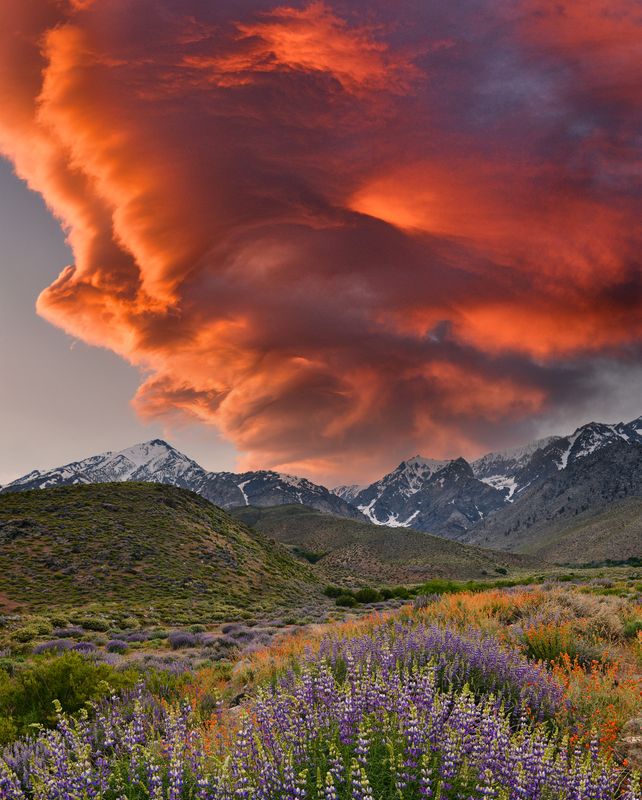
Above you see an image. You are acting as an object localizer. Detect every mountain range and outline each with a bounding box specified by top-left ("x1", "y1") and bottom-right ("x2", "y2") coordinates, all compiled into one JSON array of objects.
[
  {"x1": 335, "y1": 417, "x2": 642, "y2": 548},
  {"x1": 1, "y1": 439, "x2": 362, "y2": 520},
  {"x1": 5, "y1": 414, "x2": 642, "y2": 562}
]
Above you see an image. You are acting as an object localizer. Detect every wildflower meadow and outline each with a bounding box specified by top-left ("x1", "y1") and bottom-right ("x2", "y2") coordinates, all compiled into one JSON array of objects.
[{"x1": 2, "y1": 584, "x2": 642, "y2": 799}]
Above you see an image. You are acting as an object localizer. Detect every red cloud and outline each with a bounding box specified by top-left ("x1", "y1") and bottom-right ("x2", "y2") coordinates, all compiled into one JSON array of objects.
[
  {"x1": 1, "y1": 0, "x2": 642, "y2": 483},
  {"x1": 185, "y1": 2, "x2": 416, "y2": 93}
]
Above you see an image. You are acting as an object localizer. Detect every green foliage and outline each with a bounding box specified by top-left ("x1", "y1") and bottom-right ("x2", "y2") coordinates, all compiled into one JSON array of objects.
[
  {"x1": 354, "y1": 588, "x2": 381, "y2": 604},
  {"x1": 520, "y1": 625, "x2": 598, "y2": 666},
  {"x1": 324, "y1": 585, "x2": 343, "y2": 598},
  {"x1": 623, "y1": 618, "x2": 642, "y2": 639},
  {"x1": 0, "y1": 715, "x2": 16, "y2": 744},
  {"x1": 335, "y1": 594, "x2": 358, "y2": 608},
  {"x1": 0, "y1": 483, "x2": 320, "y2": 629},
  {"x1": 292, "y1": 546, "x2": 326, "y2": 564},
  {"x1": 71, "y1": 616, "x2": 110, "y2": 632},
  {"x1": 0, "y1": 652, "x2": 138, "y2": 742},
  {"x1": 411, "y1": 575, "x2": 539, "y2": 598},
  {"x1": 12, "y1": 624, "x2": 51, "y2": 643}
]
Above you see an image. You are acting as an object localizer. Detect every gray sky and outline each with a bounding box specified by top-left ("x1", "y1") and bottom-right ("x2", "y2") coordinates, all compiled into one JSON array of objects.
[{"x1": 0, "y1": 159, "x2": 237, "y2": 484}]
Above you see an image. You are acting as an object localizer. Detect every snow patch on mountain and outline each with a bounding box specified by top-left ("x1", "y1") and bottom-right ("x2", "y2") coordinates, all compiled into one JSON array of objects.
[{"x1": 480, "y1": 475, "x2": 519, "y2": 500}]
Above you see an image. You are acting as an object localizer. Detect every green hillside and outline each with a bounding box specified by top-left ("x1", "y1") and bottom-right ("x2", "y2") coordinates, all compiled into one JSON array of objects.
[
  {"x1": 231, "y1": 505, "x2": 540, "y2": 583},
  {"x1": 0, "y1": 483, "x2": 318, "y2": 620},
  {"x1": 513, "y1": 496, "x2": 642, "y2": 564}
]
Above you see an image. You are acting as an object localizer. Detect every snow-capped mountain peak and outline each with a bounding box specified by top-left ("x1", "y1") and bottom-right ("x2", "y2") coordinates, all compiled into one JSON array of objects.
[
  {"x1": 333, "y1": 484, "x2": 365, "y2": 503},
  {"x1": 388, "y1": 456, "x2": 452, "y2": 496},
  {"x1": 1, "y1": 440, "x2": 363, "y2": 520},
  {"x1": 2, "y1": 439, "x2": 207, "y2": 492}
]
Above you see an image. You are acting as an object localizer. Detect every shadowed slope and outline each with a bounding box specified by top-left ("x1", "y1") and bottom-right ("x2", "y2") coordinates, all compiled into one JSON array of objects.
[{"x1": 231, "y1": 505, "x2": 541, "y2": 583}]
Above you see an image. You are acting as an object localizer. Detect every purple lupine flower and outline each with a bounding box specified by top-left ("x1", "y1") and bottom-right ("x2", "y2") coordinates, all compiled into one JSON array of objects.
[{"x1": 0, "y1": 619, "x2": 638, "y2": 800}]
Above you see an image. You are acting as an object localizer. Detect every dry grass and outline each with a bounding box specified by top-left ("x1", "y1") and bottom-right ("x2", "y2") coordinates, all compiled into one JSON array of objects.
[{"x1": 187, "y1": 584, "x2": 642, "y2": 758}]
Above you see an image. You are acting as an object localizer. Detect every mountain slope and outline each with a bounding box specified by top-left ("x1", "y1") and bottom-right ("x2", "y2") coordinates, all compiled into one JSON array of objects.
[
  {"x1": 462, "y1": 441, "x2": 642, "y2": 561},
  {"x1": 231, "y1": 504, "x2": 541, "y2": 584},
  {"x1": 0, "y1": 483, "x2": 318, "y2": 614},
  {"x1": 471, "y1": 418, "x2": 642, "y2": 503},
  {"x1": 6, "y1": 413, "x2": 642, "y2": 561},
  {"x1": 345, "y1": 414, "x2": 642, "y2": 546},
  {"x1": 520, "y1": 497, "x2": 642, "y2": 564},
  {"x1": 2, "y1": 440, "x2": 362, "y2": 520},
  {"x1": 350, "y1": 456, "x2": 506, "y2": 536}
]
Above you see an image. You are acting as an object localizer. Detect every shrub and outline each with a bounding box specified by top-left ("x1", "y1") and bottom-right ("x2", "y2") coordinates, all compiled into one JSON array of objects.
[
  {"x1": 335, "y1": 594, "x2": 358, "y2": 608},
  {"x1": 124, "y1": 632, "x2": 147, "y2": 643},
  {"x1": 323, "y1": 585, "x2": 343, "y2": 598},
  {"x1": 0, "y1": 652, "x2": 137, "y2": 739},
  {"x1": 0, "y1": 715, "x2": 17, "y2": 746},
  {"x1": 72, "y1": 617, "x2": 110, "y2": 632},
  {"x1": 52, "y1": 627, "x2": 84, "y2": 638},
  {"x1": 354, "y1": 587, "x2": 381, "y2": 604},
  {"x1": 623, "y1": 618, "x2": 642, "y2": 639},
  {"x1": 12, "y1": 622, "x2": 52, "y2": 643},
  {"x1": 72, "y1": 642, "x2": 97, "y2": 654},
  {"x1": 412, "y1": 594, "x2": 432, "y2": 610},
  {"x1": 520, "y1": 623, "x2": 597, "y2": 665},
  {"x1": 168, "y1": 631, "x2": 197, "y2": 650},
  {"x1": 106, "y1": 640, "x2": 128, "y2": 653},
  {"x1": 221, "y1": 623, "x2": 243, "y2": 635},
  {"x1": 32, "y1": 640, "x2": 74, "y2": 655}
]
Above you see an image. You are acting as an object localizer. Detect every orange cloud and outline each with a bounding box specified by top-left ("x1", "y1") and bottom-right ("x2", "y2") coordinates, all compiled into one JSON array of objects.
[
  {"x1": 1, "y1": 0, "x2": 642, "y2": 483},
  {"x1": 184, "y1": 1, "x2": 416, "y2": 93}
]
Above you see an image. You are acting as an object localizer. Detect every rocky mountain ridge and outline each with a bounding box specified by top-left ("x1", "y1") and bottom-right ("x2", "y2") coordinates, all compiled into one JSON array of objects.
[
  {"x1": 336, "y1": 415, "x2": 642, "y2": 541},
  {"x1": 1, "y1": 440, "x2": 363, "y2": 520},
  {"x1": 6, "y1": 414, "x2": 642, "y2": 558}
]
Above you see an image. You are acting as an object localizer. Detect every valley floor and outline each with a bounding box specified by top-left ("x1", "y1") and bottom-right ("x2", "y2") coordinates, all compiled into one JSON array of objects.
[{"x1": 2, "y1": 574, "x2": 642, "y2": 798}]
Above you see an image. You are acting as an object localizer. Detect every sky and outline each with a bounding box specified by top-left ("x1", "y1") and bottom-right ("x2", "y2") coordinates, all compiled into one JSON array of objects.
[
  {"x1": 0, "y1": 160, "x2": 237, "y2": 483},
  {"x1": 2, "y1": 0, "x2": 642, "y2": 486}
]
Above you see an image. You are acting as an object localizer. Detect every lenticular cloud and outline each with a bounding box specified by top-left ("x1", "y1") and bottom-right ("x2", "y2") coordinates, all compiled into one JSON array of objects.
[{"x1": 2, "y1": 0, "x2": 642, "y2": 482}]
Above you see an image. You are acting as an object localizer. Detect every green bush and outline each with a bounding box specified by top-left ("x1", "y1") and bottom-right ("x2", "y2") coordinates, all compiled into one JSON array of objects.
[
  {"x1": 0, "y1": 716, "x2": 17, "y2": 746},
  {"x1": 0, "y1": 652, "x2": 138, "y2": 741},
  {"x1": 335, "y1": 594, "x2": 358, "y2": 608},
  {"x1": 324, "y1": 585, "x2": 343, "y2": 598},
  {"x1": 623, "y1": 619, "x2": 642, "y2": 639},
  {"x1": 72, "y1": 617, "x2": 111, "y2": 632},
  {"x1": 12, "y1": 621, "x2": 52, "y2": 643},
  {"x1": 354, "y1": 588, "x2": 381, "y2": 604},
  {"x1": 520, "y1": 626, "x2": 598, "y2": 667},
  {"x1": 12, "y1": 626, "x2": 41, "y2": 644}
]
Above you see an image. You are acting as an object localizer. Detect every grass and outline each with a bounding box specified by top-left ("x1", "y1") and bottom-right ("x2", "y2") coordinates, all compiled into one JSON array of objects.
[
  {"x1": 231, "y1": 503, "x2": 540, "y2": 583},
  {"x1": 0, "y1": 483, "x2": 320, "y2": 623}
]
